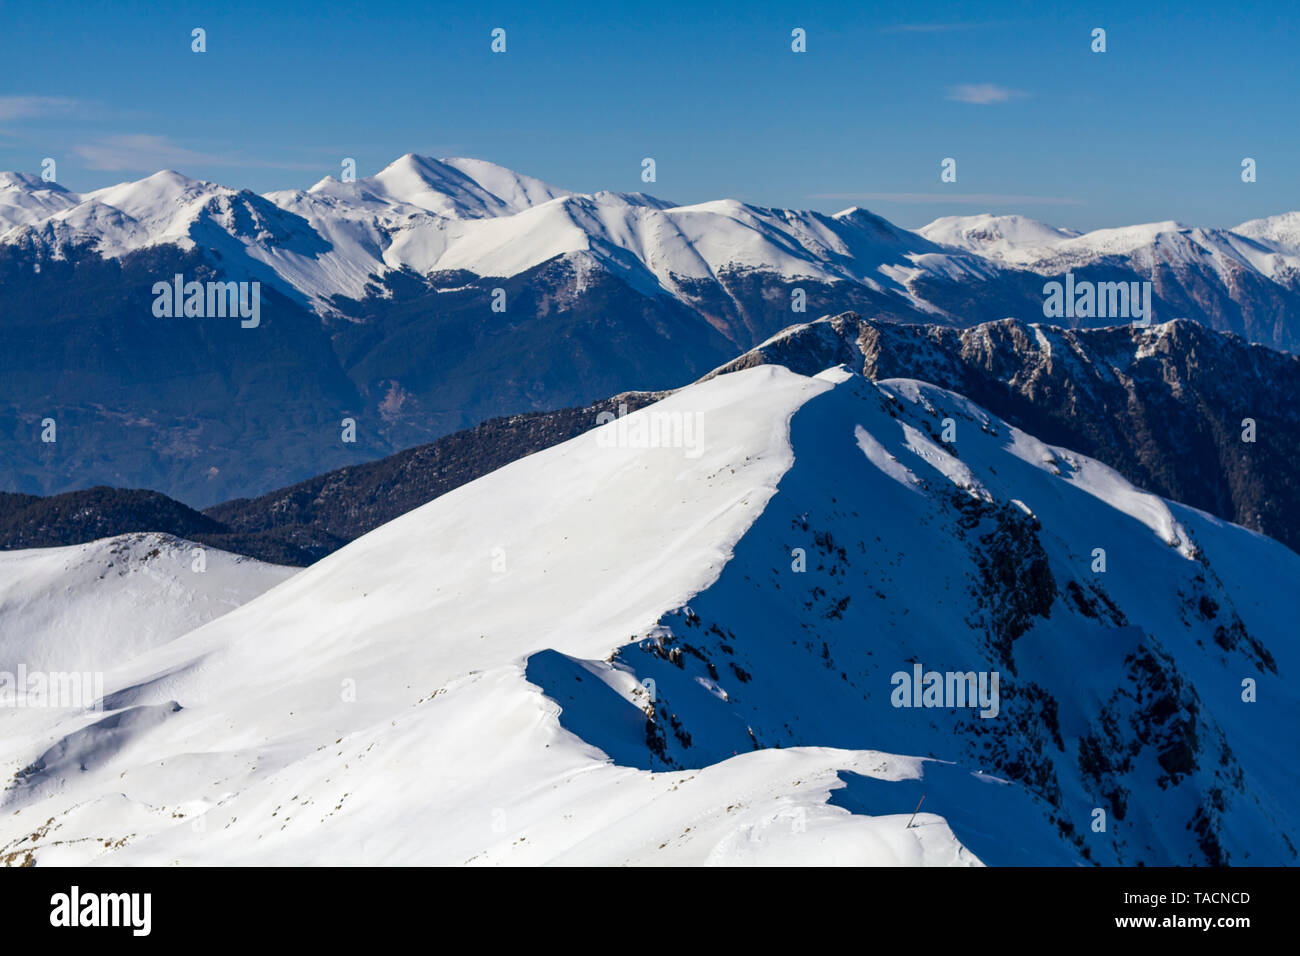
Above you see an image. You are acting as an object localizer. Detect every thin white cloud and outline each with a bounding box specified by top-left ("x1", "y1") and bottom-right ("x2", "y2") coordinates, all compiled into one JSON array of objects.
[
  {"x1": 74, "y1": 134, "x2": 216, "y2": 171},
  {"x1": 811, "y1": 192, "x2": 1084, "y2": 206},
  {"x1": 883, "y1": 23, "x2": 989, "y2": 33},
  {"x1": 74, "y1": 134, "x2": 321, "y2": 172},
  {"x1": 0, "y1": 96, "x2": 79, "y2": 121},
  {"x1": 947, "y1": 84, "x2": 1027, "y2": 105}
]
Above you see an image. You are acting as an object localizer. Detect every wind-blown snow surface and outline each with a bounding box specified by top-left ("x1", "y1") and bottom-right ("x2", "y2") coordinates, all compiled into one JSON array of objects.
[
  {"x1": 0, "y1": 533, "x2": 296, "y2": 677},
  {"x1": 1, "y1": 367, "x2": 1294, "y2": 865}
]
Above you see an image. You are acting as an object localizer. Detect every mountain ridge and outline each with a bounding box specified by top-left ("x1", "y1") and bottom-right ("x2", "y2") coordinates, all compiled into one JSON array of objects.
[
  {"x1": 3, "y1": 316, "x2": 1297, "y2": 564},
  {"x1": 711, "y1": 313, "x2": 1300, "y2": 553},
  {"x1": 1, "y1": 362, "x2": 1293, "y2": 865}
]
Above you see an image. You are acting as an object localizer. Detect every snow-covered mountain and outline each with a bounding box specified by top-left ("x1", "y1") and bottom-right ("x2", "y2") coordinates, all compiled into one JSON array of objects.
[
  {"x1": 1235, "y1": 211, "x2": 1300, "y2": 258},
  {"x1": 709, "y1": 312, "x2": 1300, "y2": 554},
  {"x1": 1001, "y1": 218, "x2": 1300, "y2": 279},
  {"x1": 0, "y1": 533, "x2": 294, "y2": 678},
  {"x1": 7, "y1": 312, "x2": 1295, "y2": 573},
  {"x1": 918, "y1": 213, "x2": 1300, "y2": 350},
  {"x1": 921, "y1": 210, "x2": 1300, "y2": 279},
  {"x1": 3, "y1": 155, "x2": 1299, "y2": 506},
  {"x1": 917, "y1": 213, "x2": 1082, "y2": 261},
  {"x1": 0, "y1": 172, "x2": 80, "y2": 231},
  {"x1": 4, "y1": 155, "x2": 1298, "y2": 345},
  {"x1": 1, "y1": 361, "x2": 1292, "y2": 865},
  {"x1": 0, "y1": 156, "x2": 990, "y2": 314}
]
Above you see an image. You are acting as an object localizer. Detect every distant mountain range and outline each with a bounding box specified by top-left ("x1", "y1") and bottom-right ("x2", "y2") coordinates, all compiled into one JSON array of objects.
[{"x1": 4, "y1": 157, "x2": 1300, "y2": 506}]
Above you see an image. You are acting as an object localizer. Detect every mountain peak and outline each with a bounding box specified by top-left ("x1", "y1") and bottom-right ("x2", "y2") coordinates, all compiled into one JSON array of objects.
[
  {"x1": 1235, "y1": 210, "x2": 1300, "y2": 253},
  {"x1": 83, "y1": 168, "x2": 216, "y2": 203},
  {"x1": 0, "y1": 171, "x2": 71, "y2": 192},
  {"x1": 362, "y1": 154, "x2": 571, "y2": 218},
  {"x1": 378, "y1": 152, "x2": 447, "y2": 177},
  {"x1": 918, "y1": 213, "x2": 1081, "y2": 257}
]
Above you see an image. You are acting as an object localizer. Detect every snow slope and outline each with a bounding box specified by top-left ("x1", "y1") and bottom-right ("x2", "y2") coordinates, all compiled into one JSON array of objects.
[
  {"x1": 0, "y1": 173, "x2": 79, "y2": 232},
  {"x1": 0, "y1": 533, "x2": 296, "y2": 677},
  {"x1": 1236, "y1": 211, "x2": 1300, "y2": 249},
  {"x1": 917, "y1": 213, "x2": 1081, "y2": 261},
  {"x1": 5, "y1": 367, "x2": 976, "y2": 865},
  {"x1": 535, "y1": 372, "x2": 1296, "y2": 865},
  {"x1": 0, "y1": 364, "x2": 1292, "y2": 866}
]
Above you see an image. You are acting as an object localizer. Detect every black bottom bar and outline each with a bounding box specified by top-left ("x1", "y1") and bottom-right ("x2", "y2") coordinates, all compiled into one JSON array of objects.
[{"x1": 1, "y1": 865, "x2": 1286, "y2": 942}]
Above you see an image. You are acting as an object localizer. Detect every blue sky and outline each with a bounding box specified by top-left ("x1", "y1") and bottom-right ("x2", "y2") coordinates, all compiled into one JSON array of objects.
[{"x1": 1, "y1": 0, "x2": 1295, "y2": 231}]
